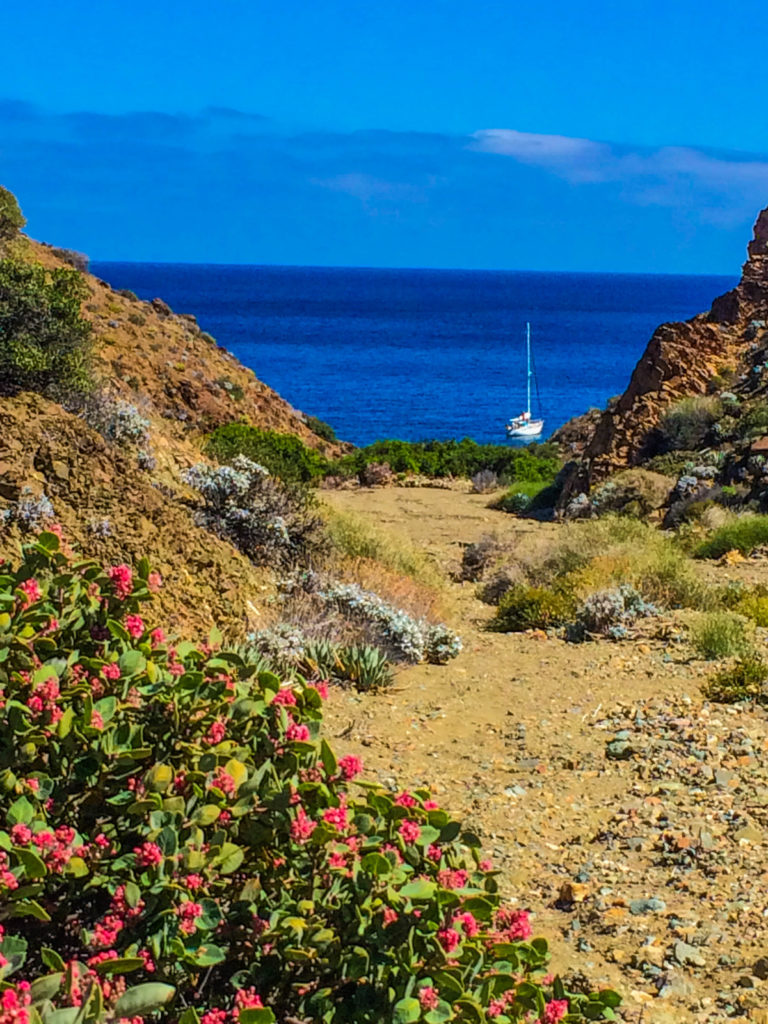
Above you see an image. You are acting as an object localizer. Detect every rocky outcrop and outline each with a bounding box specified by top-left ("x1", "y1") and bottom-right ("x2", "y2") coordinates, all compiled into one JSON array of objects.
[{"x1": 558, "y1": 206, "x2": 768, "y2": 506}]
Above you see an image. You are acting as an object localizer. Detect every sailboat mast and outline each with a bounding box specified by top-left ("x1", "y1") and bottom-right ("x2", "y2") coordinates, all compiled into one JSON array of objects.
[{"x1": 526, "y1": 322, "x2": 531, "y2": 416}]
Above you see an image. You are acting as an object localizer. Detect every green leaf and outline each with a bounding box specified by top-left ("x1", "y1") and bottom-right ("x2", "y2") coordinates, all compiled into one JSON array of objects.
[
  {"x1": 119, "y1": 650, "x2": 146, "y2": 677},
  {"x1": 208, "y1": 625, "x2": 223, "y2": 647},
  {"x1": 43, "y1": 1009, "x2": 80, "y2": 1024},
  {"x1": 113, "y1": 983, "x2": 176, "y2": 1016},
  {"x1": 399, "y1": 879, "x2": 436, "y2": 900},
  {"x1": 425, "y1": 1001, "x2": 455, "y2": 1024},
  {"x1": 15, "y1": 848, "x2": 47, "y2": 878},
  {"x1": 189, "y1": 944, "x2": 226, "y2": 967},
  {"x1": 320, "y1": 739, "x2": 337, "y2": 777},
  {"x1": 57, "y1": 706, "x2": 74, "y2": 739},
  {"x1": 10, "y1": 899, "x2": 50, "y2": 921},
  {"x1": 30, "y1": 973, "x2": 63, "y2": 1002},
  {"x1": 36, "y1": 532, "x2": 60, "y2": 552},
  {"x1": 7, "y1": 796, "x2": 34, "y2": 825},
  {"x1": 393, "y1": 998, "x2": 421, "y2": 1023},
  {"x1": 91, "y1": 957, "x2": 145, "y2": 977},
  {"x1": 40, "y1": 948, "x2": 65, "y2": 972},
  {"x1": 417, "y1": 825, "x2": 441, "y2": 846},
  {"x1": 215, "y1": 843, "x2": 244, "y2": 875},
  {"x1": 192, "y1": 805, "x2": 220, "y2": 826},
  {"x1": 107, "y1": 619, "x2": 130, "y2": 642},
  {"x1": 237, "y1": 1012, "x2": 275, "y2": 1024},
  {"x1": 178, "y1": 1010, "x2": 200, "y2": 1024},
  {"x1": 360, "y1": 852, "x2": 391, "y2": 876},
  {"x1": 599, "y1": 990, "x2": 622, "y2": 1009}
]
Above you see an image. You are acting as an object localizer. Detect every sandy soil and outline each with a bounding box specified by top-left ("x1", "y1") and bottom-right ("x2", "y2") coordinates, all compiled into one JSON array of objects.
[{"x1": 320, "y1": 487, "x2": 768, "y2": 1024}]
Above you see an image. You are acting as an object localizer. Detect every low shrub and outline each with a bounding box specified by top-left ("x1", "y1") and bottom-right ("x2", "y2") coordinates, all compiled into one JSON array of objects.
[
  {"x1": 459, "y1": 534, "x2": 506, "y2": 583},
  {"x1": 689, "y1": 611, "x2": 753, "y2": 660},
  {"x1": 658, "y1": 396, "x2": 722, "y2": 451},
  {"x1": 489, "y1": 585, "x2": 576, "y2": 632},
  {"x1": 50, "y1": 246, "x2": 89, "y2": 272},
  {"x1": 644, "y1": 450, "x2": 702, "y2": 477},
  {"x1": 0, "y1": 533, "x2": 618, "y2": 1023},
  {"x1": 494, "y1": 479, "x2": 555, "y2": 514},
  {"x1": 0, "y1": 258, "x2": 93, "y2": 396},
  {"x1": 736, "y1": 399, "x2": 768, "y2": 441},
  {"x1": 334, "y1": 643, "x2": 394, "y2": 690},
  {"x1": 318, "y1": 581, "x2": 462, "y2": 663},
  {"x1": 205, "y1": 422, "x2": 330, "y2": 483},
  {"x1": 324, "y1": 508, "x2": 441, "y2": 587},
  {"x1": 185, "y1": 456, "x2": 326, "y2": 569},
  {"x1": 360, "y1": 461, "x2": 394, "y2": 487},
  {"x1": 329, "y1": 438, "x2": 561, "y2": 482},
  {"x1": 696, "y1": 515, "x2": 768, "y2": 558},
  {"x1": 117, "y1": 287, "x2": 139, "y2": 301},
  {"x1": 305, "y1": 414, "x2": 337, "y2": 442},
  {"x1": 702, "y1": 655, "x2": 768, "y2": 704},
  {"x1": 1, "y1": 489, "x2": 55, "y2": 533},
  {"x1": 734, "y1": 588, "x2": 768, "y2": 627},
  {"x1": 82, "y1": 394, "x2": 151, "y2": 445},
  {"x1": 471, "y1": 469, "x2": 498, "y2": 494},
  {"x1": 590, "y1": 469, "x2": 671, "y2": 518},
  {"x1": 567, "y1": 584, "x2": 657, "y2": 642},
  {"x1": 0, "y1": 185, "x2": 25, "y2": 241}
]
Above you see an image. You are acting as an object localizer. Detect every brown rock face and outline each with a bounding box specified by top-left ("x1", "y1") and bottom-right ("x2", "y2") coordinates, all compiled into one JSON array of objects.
[{"x1": 558, "y1": 205, "x2": 768, "y2": 506}]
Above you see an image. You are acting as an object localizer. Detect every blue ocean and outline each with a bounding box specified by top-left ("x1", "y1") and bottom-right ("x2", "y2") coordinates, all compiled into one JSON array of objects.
[{"x1": 91, "y1": 263, "x2": 736, "y2": 446}]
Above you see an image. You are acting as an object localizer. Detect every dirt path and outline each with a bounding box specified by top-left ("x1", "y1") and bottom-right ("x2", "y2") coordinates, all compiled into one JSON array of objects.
[{"x1": 321, "y1": 487, "x2": 768, "y2": 1024}]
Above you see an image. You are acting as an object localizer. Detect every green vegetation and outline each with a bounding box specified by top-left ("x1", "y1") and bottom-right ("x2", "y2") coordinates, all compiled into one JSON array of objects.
[
  {"x1": 689, "y1": 611, "x2": 753, "y2": 660},
  {"x1": 696, "y1": 515, "x2": 768, "y2": 558},
  {"x1": 331, "y1": 437, "x2": 561, "y2": 481},
  {"x1": 324, "y1": 506, "x2": 441, "y2": 586},
  {"x1": 0, "y1": 185, "x2": 25, "y2": 242},
  {"x1": 0, "y1": 258, "x2": 93, "y2": 395},
  {"x1": 305, "y1": 413, "x2": 337, "y2": 442},
  {"x1": 205, "y1": 422, "x2": 329, "y2": 482},
  {"x1": 0, "y1": 534, "x2": 617, "y2": 1024},
  {"x1": 493, "y1": 479, "x2": 558, "y2": 514},
  {"x1": 658, "y1": 395, "x2": 722, "y2": 451},
  {"x1": 489, "y1": 584, "x2": 576, "y2": 632},
  {"x1": 703, "y1": 655, "x2": 768, "y2": 704}
]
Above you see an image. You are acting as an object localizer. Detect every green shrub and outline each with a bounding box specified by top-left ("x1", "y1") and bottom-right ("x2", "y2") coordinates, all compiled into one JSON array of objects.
[
  {"x1": 734, "y1": 588, "x2": 768, "y2": 627},
  {"x1": 644, "y1": 450, "x2": 701, "y2": 477},
  {"x1": 329, "y1": 438, "x2": 561, "y2": 482},
  {"x1": 494, "y1": 479, "x2": 555, "y2": 514},
  {"x1": 689, "y1": 611, "x2": 753, "y2": 659},
  {"x1": 736, "y1": 400, "x2": 768, "y2": 440},
  {"x1": 324, "y1": 507, "x2": 441, "y2": 586},
  {"x1": 0, "y1": 185, "x2": 25, "y2": 241},
  {"x1": 0, "y1": 533, "x2": 618, "y2": 1023},
  {"x1": 0, "y1": 258, "x2": 93, "y2": 395},
  {"x1": 696, "y1": 515, "x2": 768, "y2": 558},
  {"x1": 305, "y1": 414, "x2": 337, "y2": 443},
  {"x1": 489, "y1": 584, "x2": 576, "y2": 632},
  {"x1": 702, "y1": 655, "x2": 768, "y2": 703},
  {"x1": 658, "y1": 396, "x2": 722, "y2": 451},
  {"x1": 590, "y1": 469, "x2": 671, "y2": 518},
  {"x1": 205, "y1": 422, "x2": 330, "y2": 482}
]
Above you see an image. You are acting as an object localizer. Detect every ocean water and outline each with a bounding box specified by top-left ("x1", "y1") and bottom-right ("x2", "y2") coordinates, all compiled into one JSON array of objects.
[{"x1": 92, "y1": 262, "x2": 736, "y2": 446}]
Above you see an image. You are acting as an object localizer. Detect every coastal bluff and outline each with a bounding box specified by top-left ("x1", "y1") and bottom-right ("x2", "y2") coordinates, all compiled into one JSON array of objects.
[{"x1": 558, "y1": 205, "x2": 768, "y2": 505}]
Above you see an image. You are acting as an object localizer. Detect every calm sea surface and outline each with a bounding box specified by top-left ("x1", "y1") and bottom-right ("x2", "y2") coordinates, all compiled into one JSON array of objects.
[{"x1": 92, "y1": 263, "x2": 736, "y2": 446}]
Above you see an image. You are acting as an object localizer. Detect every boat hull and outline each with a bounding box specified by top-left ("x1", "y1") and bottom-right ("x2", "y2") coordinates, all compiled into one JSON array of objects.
[{"x1": 506, "y1": 419, "x2": 544, "y2": 438}]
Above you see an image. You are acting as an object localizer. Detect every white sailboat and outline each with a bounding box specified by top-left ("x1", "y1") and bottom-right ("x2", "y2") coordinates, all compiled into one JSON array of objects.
[{"x1": 506, "y1": 322, "x2": 544, "y2": 438}]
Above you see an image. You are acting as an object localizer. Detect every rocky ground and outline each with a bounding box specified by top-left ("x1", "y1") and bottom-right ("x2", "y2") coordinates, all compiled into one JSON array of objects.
[{"x1": 321, "y1": 486, "x2": 768, "y2": 1024}]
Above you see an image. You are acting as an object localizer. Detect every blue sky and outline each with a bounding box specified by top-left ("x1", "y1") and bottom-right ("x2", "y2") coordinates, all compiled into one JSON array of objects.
[{"x1": 3, "y1": 0, "x2": 768, "y2": 272}]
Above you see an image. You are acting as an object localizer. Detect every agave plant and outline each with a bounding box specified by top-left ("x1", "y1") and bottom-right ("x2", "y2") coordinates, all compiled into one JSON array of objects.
[{"x1": 337, "y1": 644, "x2": 394, "y2": 691}]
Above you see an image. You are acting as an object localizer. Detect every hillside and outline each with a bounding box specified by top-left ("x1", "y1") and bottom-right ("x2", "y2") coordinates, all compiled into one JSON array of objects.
[
  {"x1": 559, "y1": 206, "x2": 768, "y2": 504},
  {"x1": 0, "y1": 235, "x2": 347, "y2": 631}
]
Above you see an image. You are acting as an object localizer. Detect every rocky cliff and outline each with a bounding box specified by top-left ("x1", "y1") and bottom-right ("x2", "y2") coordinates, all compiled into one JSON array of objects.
[{"x1": 558, "y1": 206, "x2": 768, "y2": 505}]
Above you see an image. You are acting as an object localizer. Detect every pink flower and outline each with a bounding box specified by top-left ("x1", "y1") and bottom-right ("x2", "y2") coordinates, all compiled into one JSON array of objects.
[
  {"x1": 10, "y1": 825, "x2": 32, "y2": 845},
  {"x1": 234, "y1": 988, "x2": 264, "y2": 1017},
  {"x1": 454, "y1": 911, "x2": 479, "y2": 938},
  {"x1": 437, "y1": 927, "x2": 461, "y2": 953},
  {"x1": 176, "y1": 900, "x2": 203, "y2": 935},
  {"x1": 438, "y1": 868, "x2": 468, "y2": 890},
  {"x1": 290, "y1": 807, "x2": 316, "y2": 844},
  {"x1": 91, "y1": 711, "x2": 104, "y2": 730},
  {"x1": 418, "y1": 987, "x2": 440, "y2": 1011},
  {"x1": 309, "y1": 680, "x2": 329, "y2": 700},
  {"x1": 395, "y1": 792, "x2": 417, "y2": 807},
  {"x1": 185, "y1": 873, "x2": 204, "y2": 890},
  {"x1": 147, "y1": 571, "x2": 163, "y2": 592},
  {"x1": 124, "y1": 614, "x2": 145, "y2": 639},
  {"x1": 427, "y1": 843, "x2": 442, "y2": 861},
  {"x1": 542, "y1": 1000, "x2": 569, "y2": 1024},
  {"x1": 25, "y1": 778, "x2": 39, "y2": 792},
  {"x1": 496, "y1": 907, "x2": 532, "y2": 941},
  {"x1": 337, "y1": 754, "x2": 363, "y2": 780},
  {"x1": 200, "y1": 1011, "x2": 228, "y2": 1024},
  {"x1": 134, "y1": 841, "x2": 163, "y2": 868},
  {"x1": 102, "y1": 662, "x2": 120, "y2": 680},
  {"x1": 488, "y1": 999, "x2": 506, "y2": 1018},
  {"x1": 322, "y1": 803, "x2": 349, "y2": 830},
  {"x1": 150, "y1": 627, "x2": 166, "y2": 646},
  {"x1": 382, "y1": 907, "x2": 398, "y2": 927},
  {"x1": 272, "y1": 688, "x2": 297, "y2": 706},
  {"x1": 328, "y1": 851, "x2": 347, "y2": 869},
  {"x1": 286, "y1": 718, "x2": 310, "y2": 742},
  {"x1": 18, "y1": 579, "x2": 41, "y2": 605},
  {"x1": 211, "y1": 767, "x2": 237, "y2": 796},
  {"x1": 108, "y1": 564, "x2": 133, "y2": 599},
  {"x1": 479, "y1": 859, "x2": 493, "y2": 871},
  {"x1": 204, "y1": 720, "x2": 227, "y2": 745},
  {"x1": 398, "y1": 820, "x2": 421, "y2": 845}
]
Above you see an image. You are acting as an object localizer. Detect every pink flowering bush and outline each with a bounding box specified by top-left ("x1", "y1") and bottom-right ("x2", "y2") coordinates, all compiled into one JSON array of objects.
[{"x1": 0, "y1": 532, "x2": 621, "y2": 1024}]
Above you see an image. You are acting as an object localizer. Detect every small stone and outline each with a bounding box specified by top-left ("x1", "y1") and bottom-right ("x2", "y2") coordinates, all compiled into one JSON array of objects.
[
  {"x1": 753, "y1": 957, "x2": 768, "y2": 980},
  {"x1": 630, "y1": 897, "x2": 667, "y2": 915},
  {"x1": 674, "y1": 940, "x2": 706, "y2": 968},
  {"x1": 734, "y1": 825, "x2": 763, "y2": 844},
  {"x1": 606, "y1": 739, "x2": 634, "y2": 760}
]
